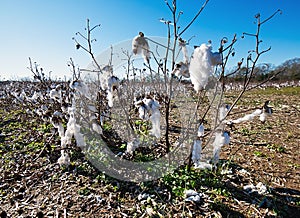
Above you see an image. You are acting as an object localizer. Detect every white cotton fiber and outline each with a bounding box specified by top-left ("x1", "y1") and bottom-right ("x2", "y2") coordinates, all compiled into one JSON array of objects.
[
  {"x1": 189, "y1": 44, "x2": 221, "y2": 92},
  {"x1": 126, "y1": 138, "x2": 140, "y2": 154},
  {"x1": 172, "y1": 62, "x2": 190, "y2": 78},
  {"x1": 107, "y1": 90, "x2": 114, "y2": 107},
  {"x1": 181, "y1": 44, "x2": 189, "y2": 64},
  {"x1": 232, "y1": 109, "x2": 262, "y2": 124},
  {"x1": 132, "y1": 32, "x2": 150, "y2": 63},
  {"x1": 192, "y1": 139, "x2": 202, "y2": 165},
  {"x1": 149, "y1": 109, "x2": 161, "y2": 138},
  {"x1": 138, "y1": 105, "x2": 149, "y2": 120},
  {"x1": 197, "y1": 124, "x2": 205, "y2": 137},
  {"x1": 223, "y1": 131, "x2": 230, "y2": 145},
  {"x1": 57, "y1": 151, "x2": 70, "y2": 167},
  {"x1": 212, "y1": 131, "x2": 225, "y2": 165}
]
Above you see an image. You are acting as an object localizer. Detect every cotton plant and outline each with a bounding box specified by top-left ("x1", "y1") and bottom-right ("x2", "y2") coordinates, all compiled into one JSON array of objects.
[
  {"x1": 189, "y1": 43, "x2": 222, "y2": 92},
  {"x1": 132, "y1": 32, "x2": 150, "y2": 64}
]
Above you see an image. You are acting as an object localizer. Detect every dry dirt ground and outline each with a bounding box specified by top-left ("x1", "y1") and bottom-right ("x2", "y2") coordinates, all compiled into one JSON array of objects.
[{"x1": 0, "y1": 82, "x2": 299, "y2": 217}]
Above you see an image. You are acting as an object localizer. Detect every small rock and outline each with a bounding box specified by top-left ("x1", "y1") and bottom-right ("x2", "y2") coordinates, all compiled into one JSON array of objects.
[
  {"x1": 185, "y1": 195, "x2": 201, "y2": 203},
  {"x1": 184, "y1": 189, "x2": 201, "y2": 203}
]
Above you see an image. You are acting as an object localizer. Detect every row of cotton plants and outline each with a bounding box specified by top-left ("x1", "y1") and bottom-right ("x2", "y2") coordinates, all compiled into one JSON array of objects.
[{"x1": 1, "y1": 29, "x2": 275, "y2": 173}]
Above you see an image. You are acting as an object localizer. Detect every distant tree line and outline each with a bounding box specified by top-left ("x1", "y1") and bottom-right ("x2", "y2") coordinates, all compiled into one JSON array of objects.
[{"x1": 227, "y1": 57, "x2": 300, "y2": 82}]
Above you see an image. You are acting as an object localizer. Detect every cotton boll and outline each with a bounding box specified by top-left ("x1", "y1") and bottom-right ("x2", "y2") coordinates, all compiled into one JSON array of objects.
[
  {"x1": 219, "y1": 105, "x2": 229, "y2": 121},
  {"x1": 231, "y1": 109, "x2": 262, "y2": 124},
  {"x1": 149, "y1": 109, "x2": 161, "y2": 138},
  {"x1": 132, "y1": 32, "x2": 150, "y2": 63},
  {"x1": 260, "y1": 100, "x2": 272, "y2": 123},
  {"x1": 192, "y1": 140, "x2": 202, "y2": 165},
  {"x1": 49, "y1": 89, "x2": 61, "y2": 102},
  {"x1": 107, "y1": 90, "x2": 114, "y2": 107},
  {"x1": 100, "y1": 71, "x2": 110, "y2": 90},
  {"x1": 56, "y1": 123, "x2": 65, "y2": 138},
  {"x1": 223, "y1": 131, "x2": 230, "y2": 145},
  {"x1": 126, "y1": 138, "x2": 140, "y2": 154},
  {"x1": 172, "y1": 62, "x2": 190, "y2": 78},
  {"x1": 212, "y1": 131, "x2": 225, "y2": 165},
  {"x1": 138, "y1": 105, "x2": 149, "y2": 120},
  {"x1": 179, "y1": 38, "x2": 189, "y2": 64},
  {"x1": 197, "y1": 124, "x2": 205, "y2": 137},
  {"x1": 189, "y1": 44, "x2": 215, "y2": 92},
  {"x1": 92, "y1": 122, "x2": 103, "y2": 135},
  {"x1": 75, "y1": 132, "x2": 86, "y2": 148},
  {"x1": 184, "y1": 189, "x2": 199, "y2": 198},
  {"x1": 143, "y1": 97, "x2": 160, "y2": 113},
  {"x1": 70, "y1": 80, "x2": 90, "y2": 99},
  {"x1": 194, "y1": 162, "x2": 212, "y2": 170},
  {"x1": 57, "y1": 151, "x2": 70, "y2": 167},
  {"x1": 29, "y1": 91, "x2": 41, "y2": 102},
  {"x1": 107, "y1": 76, "x2": 119, "y2": 92},
  {"x1": 259, "y1": 112, "x2": 267, "y2": 123}
]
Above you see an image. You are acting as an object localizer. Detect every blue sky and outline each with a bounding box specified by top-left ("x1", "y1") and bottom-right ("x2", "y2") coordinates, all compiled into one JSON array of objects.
[{"x1": 0, "y1": 0, "x2": 299, "y2": 80}]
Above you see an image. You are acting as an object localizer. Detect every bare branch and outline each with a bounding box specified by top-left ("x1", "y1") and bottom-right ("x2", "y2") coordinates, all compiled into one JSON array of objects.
[
  {"x1": 178, "y1": 0, "x2": 210, "y2": 36},
  {"x1": 260, "y1": 9, "x2": 282, "y2": 25}
]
